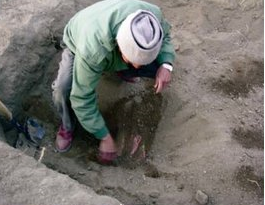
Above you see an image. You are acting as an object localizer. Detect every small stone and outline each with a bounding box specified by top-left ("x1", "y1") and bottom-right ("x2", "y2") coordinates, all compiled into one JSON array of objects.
[
  {"x1": 177, "y1": 184, "x2": 184, "y2": 191},
  {"x1": 165, "y1": 184, "x2": 171, "y2": 189},
  {"x1": 175, "y1": 44, "x2": 180, "y2": 51},
  {"x1": 149, "y1": 191, "x2": 160, "y2": 198},
  {"x1": 195, "y1": 190, "x2": 208, "y2": 205}
]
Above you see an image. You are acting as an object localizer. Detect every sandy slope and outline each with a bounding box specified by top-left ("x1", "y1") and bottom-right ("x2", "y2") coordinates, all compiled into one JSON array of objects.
[{"x1": 0, "y1": 0, "x2": 263, "y2": 205}]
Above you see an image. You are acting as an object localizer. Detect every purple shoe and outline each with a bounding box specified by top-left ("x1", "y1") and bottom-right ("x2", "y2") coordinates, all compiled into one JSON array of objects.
[{"x1": 55, "y1": 125, "x2": 73, "y2": 153}]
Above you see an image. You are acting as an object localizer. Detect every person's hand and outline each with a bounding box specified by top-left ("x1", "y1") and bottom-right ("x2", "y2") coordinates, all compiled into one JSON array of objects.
[
  {"x1": 154, "y1": 65, "x2": 172, "y2": 93},
  {"x1": 99, "y1": 133, "x2": 117, "y2": 153},
  {"x1": 98, "y1": 133, "x2": 117, "y2": 164}
]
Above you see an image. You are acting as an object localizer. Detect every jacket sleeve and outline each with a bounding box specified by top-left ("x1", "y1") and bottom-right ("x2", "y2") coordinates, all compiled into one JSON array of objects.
[
  {"x1": 70, "y1": 52, "x2": 109, "y2": 139},
  {"x1": 156, "y1": 17, "x2": 176, "y2": 66}
]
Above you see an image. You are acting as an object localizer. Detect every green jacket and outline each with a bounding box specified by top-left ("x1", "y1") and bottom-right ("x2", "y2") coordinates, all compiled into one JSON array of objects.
[{"x1": 63, "y1": 0, "x2": 176, "y2": 139}]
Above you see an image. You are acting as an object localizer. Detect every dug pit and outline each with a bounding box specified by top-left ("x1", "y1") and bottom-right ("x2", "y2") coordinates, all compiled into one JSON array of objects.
[
  {"x1": 8, "y1": 79, "x2": 166, "y2": 204},
  {"x1": 0, "y1": 1, "x2": 263, "y2": 204}
]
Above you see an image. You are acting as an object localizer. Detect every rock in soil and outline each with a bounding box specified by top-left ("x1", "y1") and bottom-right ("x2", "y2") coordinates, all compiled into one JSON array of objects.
[{"x1": 195, "y1": 190, "x2": 209, "y2": 205}]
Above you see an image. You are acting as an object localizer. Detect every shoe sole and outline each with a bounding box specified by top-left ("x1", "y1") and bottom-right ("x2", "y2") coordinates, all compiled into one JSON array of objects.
[{"x1": 55, "y1": 143, "x2": 72, "y2": 153}]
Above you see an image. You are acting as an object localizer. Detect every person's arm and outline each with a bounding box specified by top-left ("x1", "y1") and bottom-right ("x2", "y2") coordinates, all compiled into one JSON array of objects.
[
  {"x1": 70, "y1": 52, "x2": 109, "y2": 139},
  {"x1": 156, "y1": 17, "x2": 176, "y2": 67}
]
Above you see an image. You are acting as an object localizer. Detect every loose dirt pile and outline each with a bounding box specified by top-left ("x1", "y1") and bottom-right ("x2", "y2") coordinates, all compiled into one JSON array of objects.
[{"x1": 0, "y1": 0, "x2": 263, "y2": 205}]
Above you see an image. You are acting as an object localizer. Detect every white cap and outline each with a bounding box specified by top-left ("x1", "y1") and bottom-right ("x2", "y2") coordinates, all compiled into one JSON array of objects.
[{"x1": 116, "y1": 10, "x2": 163, "y2": 65}]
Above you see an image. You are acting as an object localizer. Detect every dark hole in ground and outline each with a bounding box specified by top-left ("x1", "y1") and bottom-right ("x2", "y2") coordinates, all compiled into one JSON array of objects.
[
  {"x1": 234, "y1": 165, "x2": 264, "y2": 198},
  {"x1": 232, "y1": 127, "x2": 264, "y2": 149},
  {"x1": 50, "y1": 91, "x2": 163, "y2": 168},
  {"x1": 103, "y1": 91, "x2": 163, "y2": 168},
  {"x1": 22, "y1": 95, "x2": 58, "y2": 125},
  {"x1": 211, "y1": 58, "x2": 263, "y2": 98},
  {"x1": 21, "y1": 90, "x2": 164, "y2": 205}
]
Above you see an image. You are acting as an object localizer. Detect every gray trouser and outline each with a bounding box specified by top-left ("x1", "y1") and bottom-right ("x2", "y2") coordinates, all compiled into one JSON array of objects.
[{"x1": 52, "y1": 48, "x2": 75, "y2": 131}]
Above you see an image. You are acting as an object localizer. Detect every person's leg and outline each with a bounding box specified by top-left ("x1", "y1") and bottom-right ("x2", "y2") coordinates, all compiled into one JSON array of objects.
[
  {"x1": 52, "y1": 48, "x2": 75, "y2": 152},
  {"x1": 117, "y1": 61, "x2": 159, "y2": 80}
]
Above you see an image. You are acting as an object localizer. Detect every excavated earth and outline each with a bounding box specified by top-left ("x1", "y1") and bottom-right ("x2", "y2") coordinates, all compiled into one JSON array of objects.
[{"x1": 0, "y1": 0, "x2": 263, "y2": 205}]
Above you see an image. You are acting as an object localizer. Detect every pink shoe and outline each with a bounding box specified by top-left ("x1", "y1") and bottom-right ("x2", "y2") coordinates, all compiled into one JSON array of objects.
[{"x1": 55, "y1": 125, "x2": 73, "y2": 152}]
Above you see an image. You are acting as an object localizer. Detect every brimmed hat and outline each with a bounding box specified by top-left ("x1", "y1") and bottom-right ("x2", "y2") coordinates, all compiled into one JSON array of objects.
[{"x1": 116, "y1": 10, "x2": 163, "y2": 65}]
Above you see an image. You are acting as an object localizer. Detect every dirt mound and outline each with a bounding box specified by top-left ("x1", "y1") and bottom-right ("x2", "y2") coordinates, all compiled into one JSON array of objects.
[{"x1": 0, "y1": 0, "x2": 263, "y2": 205}]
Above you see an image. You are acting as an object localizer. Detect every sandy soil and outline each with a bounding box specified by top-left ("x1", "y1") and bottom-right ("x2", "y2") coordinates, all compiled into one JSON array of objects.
[{"x1": 1, "y1": 0, "x2": 264, "y2": 205}]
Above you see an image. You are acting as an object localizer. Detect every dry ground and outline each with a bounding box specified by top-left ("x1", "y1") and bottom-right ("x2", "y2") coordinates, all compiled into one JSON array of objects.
[{"x1": 0, "y1": 0, "x2": 263, "y2": 205}]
